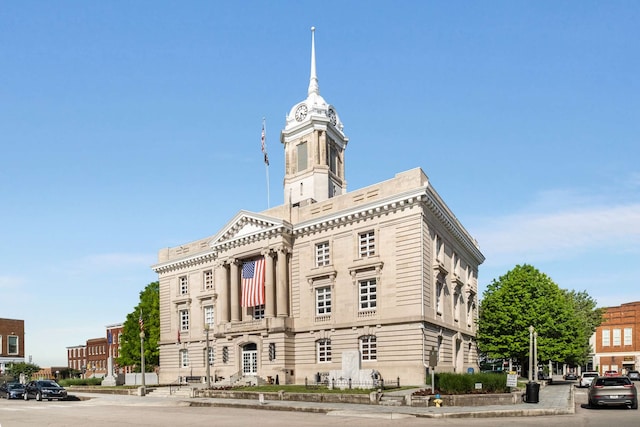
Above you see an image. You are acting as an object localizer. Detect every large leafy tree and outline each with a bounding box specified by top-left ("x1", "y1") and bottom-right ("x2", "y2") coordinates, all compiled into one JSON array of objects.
[
  {"x1": 116, "y1": 281, "x2": 160, "y2": 372},
  {"x1": 5, "y1": 362, "x2": 40, "y2": 380},
  {"x1": 563, "y1": 290, "x2": 604, "y2": 366},
  {"x1": 477, "y1": 264, "x2": 597, "y2": 376}
]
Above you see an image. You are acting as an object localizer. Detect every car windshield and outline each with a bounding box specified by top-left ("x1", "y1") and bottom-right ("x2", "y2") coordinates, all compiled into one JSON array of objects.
[
  {"x1": 583, "y1": 373, "x2": 597, "y2": 377},
  {"x1": 38, "y1": 380, "x2": 60, "y2": 387},
  {"x1": 595, "y1": 377, "x2": 631, "y2": 387},
  {"x1": 8, "y1": 383, "x2": 23, "y2": 390}
]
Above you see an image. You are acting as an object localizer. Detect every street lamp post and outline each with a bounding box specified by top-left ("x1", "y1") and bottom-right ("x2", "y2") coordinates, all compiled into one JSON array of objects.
[
  {"x1": 533, "y1": 331, "x2": 538, "y2": 383},
  {"x1": 528, "y1": 326, "x2": 534, "y2": 382},
  {"x1": 140, "y1": 330, "x2": 146, "y2": 392},
  {"x1": 204, "y1": 324, "x2": 211, "y2": 389}
]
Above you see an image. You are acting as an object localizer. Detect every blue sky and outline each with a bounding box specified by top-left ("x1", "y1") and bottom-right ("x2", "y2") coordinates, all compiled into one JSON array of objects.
[{"x1": 1, "y1": 1, "x2": 638, "y2": 367}]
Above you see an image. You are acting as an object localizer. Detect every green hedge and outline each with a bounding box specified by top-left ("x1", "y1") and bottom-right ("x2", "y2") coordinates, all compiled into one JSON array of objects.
[
  {"x1": 58, "y1": 378, "x2": 103, "y2": 387},
  {"x1": 435, "y1": 372, "x2": 511, "y2": 394}
]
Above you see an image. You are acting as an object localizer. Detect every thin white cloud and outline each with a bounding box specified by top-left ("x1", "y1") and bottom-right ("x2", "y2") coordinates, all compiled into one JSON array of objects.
[{"x1": 474, "y1": 202, "x2": 640, "y2": 268}]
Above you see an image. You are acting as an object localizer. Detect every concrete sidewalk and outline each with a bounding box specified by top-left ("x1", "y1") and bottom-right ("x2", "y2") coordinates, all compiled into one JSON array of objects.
[{"x1": 72, "y1": 381, "x2": 574, "y2": 419}]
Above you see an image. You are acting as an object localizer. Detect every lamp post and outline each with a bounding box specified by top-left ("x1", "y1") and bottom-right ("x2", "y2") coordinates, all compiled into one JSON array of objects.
[
  {"x1": 528, "y1": 326, "x2": 534, "y2": 382},
  {"x1": 533, "y1": 331, "x2": 538, "y2": 382},
  {"x1": 140, "y1": 329, "x2": 146, "y2": 392},
  {"x1": 204, "y1": 323, "x2": 211, "y2": 389}
]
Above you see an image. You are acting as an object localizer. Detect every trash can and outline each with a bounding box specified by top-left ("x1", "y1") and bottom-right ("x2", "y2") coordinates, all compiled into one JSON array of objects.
[{"x1": 524, "y1": 381, "x2": 540, "y2": 403}]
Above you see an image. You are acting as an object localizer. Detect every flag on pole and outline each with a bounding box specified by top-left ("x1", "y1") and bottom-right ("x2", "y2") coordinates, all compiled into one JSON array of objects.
[
  {"x1": 107, "y1": 330, "x2": 113, "y2": 345},
  {"x1": 241, "y1": 258, "x2": 266, "y2": 307},
  {"x1": 261, "y1": 120, "x2": 269, "y2": 166},
  {"x1": 138, "y1": 311, "x2": 144, "y2": 332}
]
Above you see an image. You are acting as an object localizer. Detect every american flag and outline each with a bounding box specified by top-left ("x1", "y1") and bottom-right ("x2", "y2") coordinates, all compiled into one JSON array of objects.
[
  {"x1": 261, "y1": 122, "x2": 269, "y2": 166},
  {"x1": 138, "y1": 311, "x2": 144, "y2": 332},
  {"x1": 241, "y1": 258, "x2": 266, "y2": 307}
]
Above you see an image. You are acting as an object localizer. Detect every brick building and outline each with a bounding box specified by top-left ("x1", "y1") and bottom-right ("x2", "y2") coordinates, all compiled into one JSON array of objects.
[
  {"x1": 86, "y1": 337, "x2": 108, "y2": 378},
  {"x1": 0, "y1": 318, "x2": 25, "y2": 374},
  {"x1": 593, "y1": 301, "x2": 640, "y2": 374}
]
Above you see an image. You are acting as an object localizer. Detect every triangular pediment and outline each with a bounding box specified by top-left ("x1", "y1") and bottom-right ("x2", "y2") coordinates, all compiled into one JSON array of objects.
[{"x1": 209, "y1": 210, "x2": 288, "y2": 249}]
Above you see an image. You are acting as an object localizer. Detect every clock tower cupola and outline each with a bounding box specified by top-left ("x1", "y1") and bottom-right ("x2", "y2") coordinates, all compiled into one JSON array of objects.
[{"x1": 280, "y1": 27, "x2": 349, "y2": 206}]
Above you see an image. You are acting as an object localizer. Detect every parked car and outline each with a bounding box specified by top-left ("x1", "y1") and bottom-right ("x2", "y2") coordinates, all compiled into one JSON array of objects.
[
  {"x1": 0, "y1": 382, "x2": 25, "y2": 399},
  {"x1": 588, "y1": 375, "x2": 638, "y2": 409},
  {"x1": 579, "y1": 372, "x2": 599, "y2": 388},
  {"x1": 23, "y1": 380, "x2": 67, "y2": 401},
  {"x1": 564, "y1": 372, "x2": 578, "y2": 381},
  {"x1": 627, "y1": 370, "x2": 640, "y2": 381},
  {"x1": 604, "y1": 370, "x2": 619, "y2": 376}
]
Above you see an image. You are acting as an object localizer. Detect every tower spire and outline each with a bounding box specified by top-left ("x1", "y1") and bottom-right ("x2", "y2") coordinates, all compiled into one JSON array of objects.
[{"x1": 308, "y1": 26, "x2": 319, "y2": 96}]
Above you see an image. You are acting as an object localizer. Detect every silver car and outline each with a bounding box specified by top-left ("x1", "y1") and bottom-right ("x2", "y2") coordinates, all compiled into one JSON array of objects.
[{"x1": 588, "y1": 376, "x2": 638, "y2": 409}]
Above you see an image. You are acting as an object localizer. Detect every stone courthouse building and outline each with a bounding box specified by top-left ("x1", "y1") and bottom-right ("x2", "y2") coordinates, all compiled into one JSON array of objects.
[{"x1": 152, "y1": 29, "x2": 484, "y2": 386}]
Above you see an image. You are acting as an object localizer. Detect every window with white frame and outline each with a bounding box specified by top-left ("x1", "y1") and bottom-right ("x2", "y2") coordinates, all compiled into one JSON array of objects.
[
  {"x1": 204, "y1": 305, "x2": 214, "y2": 327},
  {"x1": 360, "y1": 335, "x2": 377, "y2": 361},
  {"x1": 252, "y1": 304, "x2": 265, "y2": 320},
  {"x1": 8, "y1": 336, "x2": 18, "y2": 354},
  {"x1": 207, "y1": 347, "x2": 214, "y2": 366},
  {"x1": 613, "y1": 328, "x2": 621, "y2": 346},
  {"x1": 359, "y1": 279, "x2": 377, "y2": 311},
  {"x1": 602, "y1": 329, "x2": 610, "y2": 346},
  {"x1": 179, "y1": 276, "x2": 188, "y2": 295},
  {"x1": 624, "y1": 328, "x2": 633, "y2": 346},
  {"x1": 180, "y1": 309, "x2": 190, "y2": 331},
  {"x1": 358, "y1": 231, "x2": 375, "y2": 257},
  {"x1": 180, "y1": 349, "x2": 189, "y2": 367},
  {"x1": 316, "y1": 286, "x2": 332, "y2": 316},
  {"x1": 315, "y1": 241, "x2": 330, "y2": 267},
  {"x1": 317, "y1": 339, "x2": 331, "y2": 362},
  {"x1": 203, "y1": 270, "x2": 214, "y2": 289}
]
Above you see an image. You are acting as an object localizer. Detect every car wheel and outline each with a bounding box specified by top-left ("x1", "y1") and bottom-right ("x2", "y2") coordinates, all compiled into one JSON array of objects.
[
  {"x1": 24, "y1": 392, "x2": 29, "y2": 401},
  {"x1": 632, "y1": 399, "x2": 638, "y2": 410},
  {"x1": 36, "y1": 392, "x2": 42, "y2": 402}
]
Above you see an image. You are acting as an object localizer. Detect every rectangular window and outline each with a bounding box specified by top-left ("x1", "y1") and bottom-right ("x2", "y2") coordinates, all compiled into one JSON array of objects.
[
  {"x1": 315, "y1": 242, "x2": 330, "y2": 267},
  {"x1": 613, "y1": 328, "x2": 621, "y2": 346},
  {"x1": 359, "y1": 231, "x2": 375, "y2": 257},
  {"x1": 180, "y1": 349, "x2": 189, "y2": 367},
  {"x1": 360, "y1": 336, "x2": 377, "y2": 361},
  {"x1": 602, "y1": 329, "x2": 610, "y2": 346},
  {"x1": 317, "y1": 339, "x2": 332, "y2": 363},
  {"x1": 180, "y1": 309, "x2": 190, "y2": 331},
  {"x1": 8, "y1": 336, "x2": 18, "y2": 354},
  {"x1": 316, "y1": 286, "x2": 332, "y2": 315},
  {"x1": 179, "y1": 276, "x2": 188, "y2": 295},
  {"x1": 203, "y1": 270, "x2": 214, "y2": 289},
  {"x1": 204, "y1": 306, "x2": 215, "y2": 327},
  {"x1": 359, "y1": 279, "x2": 377, "y2": 311},
  {"x1": 268, "y1": 342, "x2": 276, "y2": 361},
  {"x1": 297, "y1": 142, "x2": 308, "y2": 172},
  {"x1": 436, "y1": 281, "x2": 444, "y2": 314},
  {"x1": 252, "y1": 304, "x2": 265, "y2": 320},
  {"x1": 207, "y1": 347, "x2": 214, "y2": 366},
  {"x1": 624, "y1": 328, "x2": 633, "y2": 346}
]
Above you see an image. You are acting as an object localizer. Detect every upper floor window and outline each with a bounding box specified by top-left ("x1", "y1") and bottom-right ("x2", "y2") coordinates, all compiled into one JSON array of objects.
[
  {"x1": 204, "y1": 305, "x2": 215, "y2": 327},
  {"x1": 252, "y1": 304, "x2": 265, "y2": 320},
  {"x1": 8, "y1": 336, "x2": 18, "y2": 355},
  {"x1": 316, "y1": 242, "x2": 330, "y2": 267},
  {"x1": 316, "y1": 286, "x2": 332, "y2": 316},
  {"x1": 360, "y1": 335, "x2": 377, "y2": 361},
  {"x1": 613, "y1": 328, "x2": 621, "y2": 346},
  {"x1": 317, "y1": 339, "x2": 332, "y2": 363},
  {"x1": 453, "y1": 292, "x2": 462, "y2": 322},
  {"x1": 359, "y1": 279, "x2": 377, "y2": 311},
  {"x1": 435, "y1": 235, "x2": 444, "y2": 263},
  {"x1": 602, "y1": 329, "x2": 610, "y2": 346},
  {"x1": 297, "y1": 142, "x2": 308, "y2": 172},
  {"x1": 179, "y1": 276, "x2": 188, "y2": 295},
  {"x1": 203, "y1": 270, "x2": 214, "y2": 289},
  {"x1": 436, "y1": 280, "x2": 444, "y2": 315},
  {"x1": 624, "y1": 328, "x2": 633, "y2": 346},
  {"x1": 359, "y1": 231, "x2": 375, "y2": 258},
  {"x1": 180, "y1": 309, "x2": 190, "y2": 331}
]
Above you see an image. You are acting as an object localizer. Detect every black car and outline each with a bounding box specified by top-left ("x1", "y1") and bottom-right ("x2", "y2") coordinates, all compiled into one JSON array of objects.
[
  {"x1": 0, "y1": 382, "x2": 25, "y2": 399},
  {"x1": 565, "y1": 372, "x2": 578, "y2": 381},
  {"x1": 628, "y1": 370, "x2": 640, "y2": 381},
  {"x1": 23, "y1": 380, "x2": 67, "y2": 401}
]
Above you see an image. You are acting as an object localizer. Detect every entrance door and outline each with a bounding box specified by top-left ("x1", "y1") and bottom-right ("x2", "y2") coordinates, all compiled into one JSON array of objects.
[{"x1": 242, "y1": 343, "x2": 258, "y2": 375}]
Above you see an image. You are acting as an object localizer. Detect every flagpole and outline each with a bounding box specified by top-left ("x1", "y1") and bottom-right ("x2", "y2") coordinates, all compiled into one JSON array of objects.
[{"x1": 262, "y1": 118, "x2": 270, "y2": 209}]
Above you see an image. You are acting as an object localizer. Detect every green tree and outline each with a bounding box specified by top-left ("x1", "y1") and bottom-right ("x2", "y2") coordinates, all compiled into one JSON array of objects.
[
  {"x1": 5, "y1": 362, "x2": 40, "y2": 380},
  {"x1": 116, "y1": 281, "x2": 159, "y2": 371},
  {"x1": 477, "y1": 264, "x2": 596, "y2": 376},
  {"x1": 563, "y1": 290, "x2": 604, "y2": 366}
]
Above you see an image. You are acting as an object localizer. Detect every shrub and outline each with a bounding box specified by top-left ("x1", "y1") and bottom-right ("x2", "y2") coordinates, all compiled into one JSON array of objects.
[
  {"x1": 59, "y1": 377, "x2": 103, "y2": 387},
  {"x1": 435, "y1": 372, "x2": 510, "y2": 394}
]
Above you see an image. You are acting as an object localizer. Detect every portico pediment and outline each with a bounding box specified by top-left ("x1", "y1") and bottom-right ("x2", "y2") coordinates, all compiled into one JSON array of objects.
[{"x1": 209, "y1": 210, "x2": 290, "y2": 250}]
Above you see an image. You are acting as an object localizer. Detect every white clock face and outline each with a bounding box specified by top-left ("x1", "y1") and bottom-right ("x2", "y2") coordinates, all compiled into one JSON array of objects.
[
  {"x1": 328, "y1": 108, "x2": 337, "y2": 126},
  {"x1": 295, "y1": 104, "x2": 308, "y2": 121}
]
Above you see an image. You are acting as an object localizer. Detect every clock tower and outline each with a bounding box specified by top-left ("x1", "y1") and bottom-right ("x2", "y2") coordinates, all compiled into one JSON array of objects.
[{"x1": 280, "y1": 27, "x2": 349, "y2": 206}]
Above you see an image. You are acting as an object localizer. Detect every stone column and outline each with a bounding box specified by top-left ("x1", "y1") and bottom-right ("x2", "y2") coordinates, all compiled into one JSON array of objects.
[
  {"x1": 230, "y1": 259, "x2": 241, "y2": 322},
  {"x1": 276, "y1": 247, "x2": 289, "y2": 317},
  {"x1": 264, "y1": 249, "x2": 276, "y2": 318},
  {"x1": 216, "y1": 261, "x2": 229, "y2": 323}
]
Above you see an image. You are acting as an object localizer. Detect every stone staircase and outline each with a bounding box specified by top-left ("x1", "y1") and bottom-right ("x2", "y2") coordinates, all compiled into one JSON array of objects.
[
  {"x1": 146, "y1": 386, "x2": 193, "y2": 398},
  {"x1": 379, "y1": 394, "x2": 406, "y2": 406}
]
